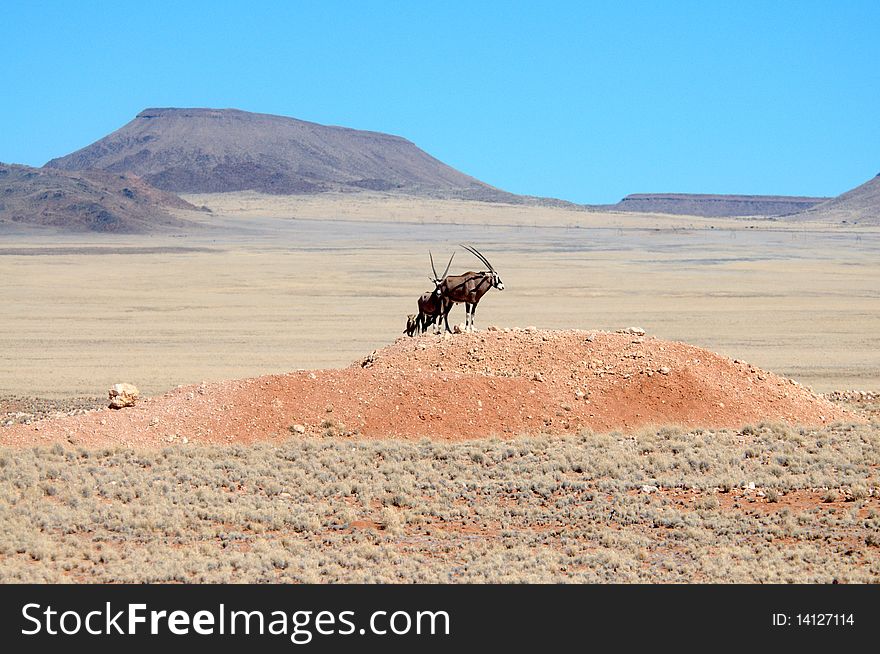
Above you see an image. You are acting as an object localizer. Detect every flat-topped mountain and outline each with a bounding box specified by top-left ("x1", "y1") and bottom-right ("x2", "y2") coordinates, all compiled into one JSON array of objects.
[
  {"x1": 45, "y1": 107, "x2": 515, "y2": 200},
  {"x1": 0, "y1": 163, "x2": 198, "y2": 233},
  {"x1": 610, "y1": 192, "x2": 828, "y2": 217},
  {"x1": 791, "y1": 173, "x2": 880, "y2": 224}
]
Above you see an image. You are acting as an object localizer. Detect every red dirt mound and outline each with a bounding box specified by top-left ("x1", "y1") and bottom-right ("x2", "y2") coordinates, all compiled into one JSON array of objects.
[{"x1": 0, "y1": 329, "x2": 855, "y2": 448}]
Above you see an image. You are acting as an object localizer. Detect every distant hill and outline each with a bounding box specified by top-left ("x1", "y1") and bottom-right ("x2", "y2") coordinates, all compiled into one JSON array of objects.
[
  {"x1": 45, "y1": 107, "x2": 519, "y2": 201},
  {"x1": 0, "y1": 163, "x2": 198, "y2": 233},
  {"x1": 789, "y1": 174, "x2": 880, "y2": 224},
  {"x1": 609, "y1": 193, "x2": 828, "y2": 217}
]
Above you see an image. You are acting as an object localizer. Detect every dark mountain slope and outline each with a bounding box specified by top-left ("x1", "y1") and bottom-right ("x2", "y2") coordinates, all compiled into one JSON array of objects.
[
  {"x1": 0, "y1": 163, "x2": 198, "y2": 233},
  {"x1": 790, "y1": 174, "x2": 880, "y2": 224},
  {"x1": 46, "y1": 108, "x2": 515, "y2": 200},
  {"x1": 609, "y1": 193, "x2": 828, "y2": 217}
]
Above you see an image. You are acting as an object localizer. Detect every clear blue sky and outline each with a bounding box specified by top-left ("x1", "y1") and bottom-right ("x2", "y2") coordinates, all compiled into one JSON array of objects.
[{"x1": 1, "y1": 1, "x2": 877, "y2": 203}]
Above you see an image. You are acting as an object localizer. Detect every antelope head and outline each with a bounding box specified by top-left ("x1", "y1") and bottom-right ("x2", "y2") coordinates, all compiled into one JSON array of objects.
[
  {"x1": 461, "y1": 244, "x2": 503, "y2": 290},
  {"x1": 429, "y1": 250, "x2": 455, "y2": 296}
]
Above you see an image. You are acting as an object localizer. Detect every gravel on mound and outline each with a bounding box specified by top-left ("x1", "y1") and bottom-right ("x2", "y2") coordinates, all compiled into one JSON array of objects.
[
  {"x1": 0, "y1": 395, "x2": 104, "y2": 426},
  {"x1": 0, "y1": 329, "x2": 856, "y2": 448}
]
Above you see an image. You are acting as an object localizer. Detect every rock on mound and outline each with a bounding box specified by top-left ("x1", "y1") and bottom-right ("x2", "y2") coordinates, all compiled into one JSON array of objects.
[{"x1": 0, "y1": 329, "x2": 853, "y2": 448}]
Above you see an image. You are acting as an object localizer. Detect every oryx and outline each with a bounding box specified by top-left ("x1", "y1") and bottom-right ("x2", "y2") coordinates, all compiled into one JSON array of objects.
[
  {"x1": 404, "y1": 251, "x2": 455, "y2": 336},
  {"x1": 437, "y1": 244, "x2": 503, "y2": 333}
]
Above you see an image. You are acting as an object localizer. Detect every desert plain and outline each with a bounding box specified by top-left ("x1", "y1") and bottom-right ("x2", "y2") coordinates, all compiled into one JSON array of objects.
[
  {"x1": 1, "y1": 193, "x2": 878, "y2": 396},
  {"x1": 1, "y1": 194, "x2": 878, "y2": 582}
]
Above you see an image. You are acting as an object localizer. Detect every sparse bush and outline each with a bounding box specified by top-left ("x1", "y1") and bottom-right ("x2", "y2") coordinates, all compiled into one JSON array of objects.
[
  {"x1": 0, "y1": 421, "x2": 877, "y2": 583},
  {"x1": 849, "y1": 484, "x2": 869, "y2": 501}
]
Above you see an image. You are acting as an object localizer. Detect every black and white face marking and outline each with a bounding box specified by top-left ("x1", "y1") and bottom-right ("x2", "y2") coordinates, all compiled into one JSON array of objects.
[{"x1": 492, "y1": 272, "x2": 504, "y2": 290}]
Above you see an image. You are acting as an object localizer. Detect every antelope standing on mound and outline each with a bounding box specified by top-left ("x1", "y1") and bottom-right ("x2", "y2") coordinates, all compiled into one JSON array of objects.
[
  {"x1": 438, "y1": 244, "x2": 503, "y2": 333},
  {"x1": 404, "y1": 251, "x2": 454, "y2": 336}
]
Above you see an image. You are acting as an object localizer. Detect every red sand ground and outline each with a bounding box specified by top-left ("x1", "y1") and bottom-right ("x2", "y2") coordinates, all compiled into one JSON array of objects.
[{"x1": 0, "y1": 329, "x2": 855, "y2": 448}]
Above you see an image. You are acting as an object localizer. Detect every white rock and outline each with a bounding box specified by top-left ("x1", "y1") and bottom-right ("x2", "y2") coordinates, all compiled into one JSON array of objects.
[
  {"x1": 641, "y1": 485, "x2": 659, "y2": 494},
  {"x1": 108, "y1": 383, "x2": 139, "y2": 409}
]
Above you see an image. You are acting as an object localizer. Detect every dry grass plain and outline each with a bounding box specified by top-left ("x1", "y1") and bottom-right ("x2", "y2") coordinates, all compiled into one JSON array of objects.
[
  {"x1": 0, "y1": 193, "x2": 877, "y2": 396},
  {"x1": 1, "y1": 418, "x2": 877, "y2": 583}
]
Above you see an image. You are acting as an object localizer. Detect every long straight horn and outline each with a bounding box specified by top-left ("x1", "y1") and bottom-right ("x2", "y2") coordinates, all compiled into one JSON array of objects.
[
  {"x1": 460, "y1": 244, "x2": 494, "y2": 272},
  {"x1": 441, "y1": 252, "x2": 455, "y2": 278},
  {"x1": 429, "y1": 251, "x2": 439, "y2": 279}
]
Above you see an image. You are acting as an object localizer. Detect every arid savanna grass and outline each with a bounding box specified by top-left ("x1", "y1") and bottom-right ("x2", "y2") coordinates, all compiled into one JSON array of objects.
[{"x1": 1, "y1": 421, "x2": 878, "y2": 583}]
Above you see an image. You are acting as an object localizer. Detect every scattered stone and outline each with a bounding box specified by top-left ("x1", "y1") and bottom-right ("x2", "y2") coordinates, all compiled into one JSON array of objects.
[
  {"x1": 486, "y1": 325, "x2": 499, "y2": 331},
  {"x1": 641, "y1": 485, "x2": 659, "y2": 494},
  {"x1": 291, "y1": 424, "x2": 306, "y2": 434},
  {"x1": 658, "y1": 366, "x2": 670, "y2": 375},
  {"x1": 453, "y1": 323, "x2": 465, "y2": 334},
  {"x1": 825, "y1": 390, "x2": 878, "y2": 402},
  {"x1": 108, "y1": 383, "x2": 139, "y2": 409},
  {"x1": 532, "y1": 372, "x2": 544, "y2": 382}
]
